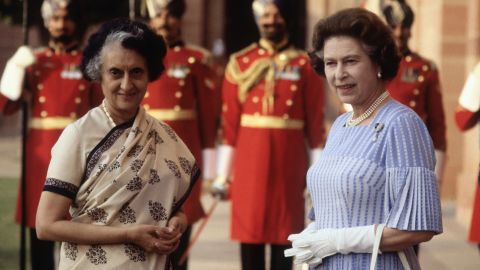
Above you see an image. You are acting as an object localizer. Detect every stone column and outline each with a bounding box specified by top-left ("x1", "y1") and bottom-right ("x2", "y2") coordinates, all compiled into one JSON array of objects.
[
  {"x1": 455, "y1": 0, "x2": 480, "y2": 227},
  {"x1": 405, "y1": 0, "x2": 478, "y2": 227}
]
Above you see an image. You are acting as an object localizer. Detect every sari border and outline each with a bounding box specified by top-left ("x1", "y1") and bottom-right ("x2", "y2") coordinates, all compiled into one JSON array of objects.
[
  {"x1": 43, "y1": 178, "x2": 79, "y2": 200},
  {"x1": 170, "y1": 164, "x2": 201, "y2": 216},
  {"x1": 81, "y1": 119, "x2": 134, "y2": 184}
]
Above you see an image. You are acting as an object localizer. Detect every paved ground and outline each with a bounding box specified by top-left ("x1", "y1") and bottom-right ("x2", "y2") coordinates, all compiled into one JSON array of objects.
[{"x1": 0, "y1": 136, "x2": 479, "y2": 269}]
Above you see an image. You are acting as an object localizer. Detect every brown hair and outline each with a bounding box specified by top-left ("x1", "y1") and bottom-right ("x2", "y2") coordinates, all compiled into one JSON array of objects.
[{"x1": 310, "y1": 8, "x2": 400, "y2": 81}]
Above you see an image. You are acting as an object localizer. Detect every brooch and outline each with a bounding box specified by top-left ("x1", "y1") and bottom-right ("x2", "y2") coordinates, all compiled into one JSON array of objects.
[{"x1": 372, "y1": 123, "x2": 385, "y2": 142}]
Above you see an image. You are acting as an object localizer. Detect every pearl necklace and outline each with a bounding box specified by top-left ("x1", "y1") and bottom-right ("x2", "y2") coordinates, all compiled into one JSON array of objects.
[
  {"x1": 347, "y1": 91, "x2": 389, "y2": 127},
  {"x1": 102, "y1": 100, "x2": 116, "y2": 127}
]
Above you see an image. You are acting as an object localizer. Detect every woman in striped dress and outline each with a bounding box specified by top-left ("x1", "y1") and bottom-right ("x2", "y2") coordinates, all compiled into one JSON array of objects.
[{"x1": 285, "y1": 8, "x2": 442, "y2": 269}]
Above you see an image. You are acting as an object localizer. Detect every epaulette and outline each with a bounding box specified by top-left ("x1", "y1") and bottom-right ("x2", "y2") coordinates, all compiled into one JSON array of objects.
[
  {"x1": 412, "y1": 52, "x2": 438, "y2": 71},
  {"x1": 421, "y1": 56, "x2": 438, "y2": 71},
  {"x1": 282, "y1": 46, "x2": 307, "y2": 59},
  {"x1": 225, "y1": 43, "x2": 257, "y2": 83},
  {"x1": 185, "y1": 44, "x2": 213, "y2": 65},
  {"x1": 229, "y1": 43, "x2": 258, "y2": 62}
]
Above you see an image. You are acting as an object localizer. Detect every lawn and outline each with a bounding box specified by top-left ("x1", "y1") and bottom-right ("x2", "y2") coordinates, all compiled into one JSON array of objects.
[{"x1": 0, "y1": 177, "x2": 29, "y2": 270}]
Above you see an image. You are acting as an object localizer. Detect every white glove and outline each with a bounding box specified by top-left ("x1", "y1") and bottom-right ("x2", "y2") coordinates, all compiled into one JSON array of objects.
[
  {"x1": 0, "y1": 46, "x2": 36, "y2": 100},
  {"x1": 284, "y1": 222, "x2": 322, "y2": 267},
  {"x1": 459, "y1": 63, "x2": 480, "y2": 112},
  {"x1": 309, "y1": 148, "x2": 323, "y2": 165},
  {"x1": 210, "y1": 145, "x2": 234, "y2": 200},
  {"x1": 202, "y1": 148, "x2": 217, "y2": 181},
  {"x1": 285, "y1": 225, "x2": 376, "y2": 266},
  {"x1": 434, "y1": 150, "x2": 445, "y2": 182}
]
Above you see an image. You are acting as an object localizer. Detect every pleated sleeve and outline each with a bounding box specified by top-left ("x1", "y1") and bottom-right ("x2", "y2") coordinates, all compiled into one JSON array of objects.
[{"x1": 384, "y1": 112, "x2": 443, "y2": 233}]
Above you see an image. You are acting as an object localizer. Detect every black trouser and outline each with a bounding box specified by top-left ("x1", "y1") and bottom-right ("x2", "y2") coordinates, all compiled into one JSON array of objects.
[
  {"x1": 30, "y1": 228, "x2": 55, "y2": 270},
  {"x1": 240, "y1": 243, "x2": 292, "y2": 270},
  {"x1": 170, "y1": 225, "x2": 193, "y2": 270}
]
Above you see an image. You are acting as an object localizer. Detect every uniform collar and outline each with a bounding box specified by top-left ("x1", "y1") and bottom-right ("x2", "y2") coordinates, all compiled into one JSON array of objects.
[
  {"x1": 259, "y1": 37, "x2": 290, "y2": 53},
  {"x1": 48, "y1": 40, "x2": 80, "y2": 54}
]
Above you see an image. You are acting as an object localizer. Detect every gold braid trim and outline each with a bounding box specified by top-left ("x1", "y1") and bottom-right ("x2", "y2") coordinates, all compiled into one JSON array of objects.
[{"x1": 225, "y1": 45, "x2": 304, "y2": 111}]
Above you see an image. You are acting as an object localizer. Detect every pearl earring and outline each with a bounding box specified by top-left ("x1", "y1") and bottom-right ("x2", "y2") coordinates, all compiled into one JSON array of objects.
[{"x1": 377, "y1": 71, "x2": 382, "y2": 79}]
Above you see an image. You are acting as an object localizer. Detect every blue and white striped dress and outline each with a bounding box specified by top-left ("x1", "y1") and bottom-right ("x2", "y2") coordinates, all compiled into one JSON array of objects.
[{"x1": 307, "y1": 100, "x2": 442, "y2": 269}]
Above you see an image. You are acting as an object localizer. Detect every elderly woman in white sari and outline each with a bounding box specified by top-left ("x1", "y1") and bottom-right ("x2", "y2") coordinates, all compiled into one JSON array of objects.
[{"x1": 35, "y1": 18, "x2": 199, "y2": 269}]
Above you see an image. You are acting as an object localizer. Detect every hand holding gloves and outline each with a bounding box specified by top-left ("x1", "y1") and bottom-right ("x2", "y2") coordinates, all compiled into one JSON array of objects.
[
  {"x1": 210, "y1": 145, "x2": 234, "y2": 200},
  {"x1": 285, "y1": 224, "x2": 377, "y2": 267},
  {"x1": 0, "y1": 46, "x2": 36, "y2": 100}
]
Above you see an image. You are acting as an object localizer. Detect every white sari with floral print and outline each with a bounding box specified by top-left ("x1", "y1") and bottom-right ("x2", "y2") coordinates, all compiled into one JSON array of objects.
[{"x1": 44, "y1": 106, "x2": 199, "y2": 270}]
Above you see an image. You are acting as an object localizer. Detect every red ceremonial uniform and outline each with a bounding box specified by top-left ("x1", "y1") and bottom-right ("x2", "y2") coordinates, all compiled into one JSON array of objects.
[
  {"x1": 469, "y1": 184, "x2": 480, "y2": 243},
  {"x1": 387, "y1": 52, "x2": 446, "y2": 151},
  {"x1": 142, "y1": 42, "x2": 219, "y2": 224},
  {"x1": 222, "y1": 39, "x2": 325, "y2": 244},
  {"x1": 0, "y1": 94, "x2": 8, "y2": 110},
  {"x1": 1, "y1": 46, "x2": 102, "y2": 228}
]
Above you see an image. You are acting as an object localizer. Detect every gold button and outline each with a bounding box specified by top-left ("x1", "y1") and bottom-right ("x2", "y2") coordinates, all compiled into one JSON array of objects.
[
  {"x1": 40, "y1": 110, "x2": 48, "y2": 117},
  {"x1": 175, "y1": 91, "x2": 182, "y2": 98},
  {"x1": 405, "y1": 55, "x2": 412, "y2": 62},
  {"x1": 413, "y1": 89, "x2": 420, "y2": 95},
  {"x1": 222, "y1": 104, "x2": 228, "y2": 112},
  {"x1": 279, "y1": 54, "x2": 287, "y2": 61},
  {"x1": 174, "y1": 46, "x2": 181, "y2": 52},
  {"x1": 78, "y1": 84, "x2": 85, "y2": 91},
  {"x1": 254, "y1": 112, "x2": 260, "y2": 117},
  {"x1": 286, "y1": 99, "x2": 293, "y2": 106},
  {"x1": 422, "y1": 65, "x2": 429, "y2": 71},
  {"x1": 242, "y1": 57, "x2": 250, "y2": 63},
  {"x1": 418, "y1": 75, "x2": 424, "y2": 82},
  {"x1": 188, "y1": 57, "x2": 196, "y2": 64},
  {"x1": 75, "y1": 97, "x2": 81, "y2": 104},
  {"x1": 179, "y1": 80, "x2": 185, "y2": 86},
  {"x1": 174, "y1": 105, "x2": 181, "y2": 111},
  {"x1": 145, "y1": 91, "x2": 150, "y2": 98},
  {"x1": 299, "y1": 59, "x2": 307, "y2": 66},
  {"x1": 144, "y1": 104, "x2": 150, "y2": 110},
  {"x1": 70, "y1": 112, "x2": 77, "y2": 118},
  {"x1": 34, "y1": 71, "x2": 41, "y2": 76},
  {"x1": 409, "y1": 101, "x2": 416, "y2": 107},
  {"x1": 71, "y1": 50, "x2": 78, "y2": 56},
  {"x1": 252, "y1": 96, "x2": 259, "y2": 103},
  {"x1": 37, "y1": 84, "x2": 44, "y2": 90},
  {"x1": 283, "y1": 114, "x2": 290, "y2": 119},
  {"x1": 290, "y1": 85, "x2": 298, "y2": 92},
  {"x1": 258, "y1": 49, "x2": 265, "y2": 55},
  {"x1": 39, "y1": 96, "x2": 46, "y2": 103}
]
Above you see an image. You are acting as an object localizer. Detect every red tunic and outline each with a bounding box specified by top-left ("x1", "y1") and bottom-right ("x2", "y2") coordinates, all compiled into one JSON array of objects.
[
  {"x1": 1, "y1": 47, "x2": 102, "y2": 228},
  {"x1": 142, "y1": 43, "x2": 219, "y2": 224},
  {"x1": 387, "y1": 52, "x2": 446, "y2": 151},
  {"x1": 0, "y1": 94, "x2": 7, "y2": 110},
  {"x1": 222, "y1": 40, "x2": 326, "y2": 244}
]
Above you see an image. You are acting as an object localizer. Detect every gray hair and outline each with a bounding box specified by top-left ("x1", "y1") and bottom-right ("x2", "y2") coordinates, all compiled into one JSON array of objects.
[{"x1": 84, "y1": 31, "x2": 137, "y2": 81}]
